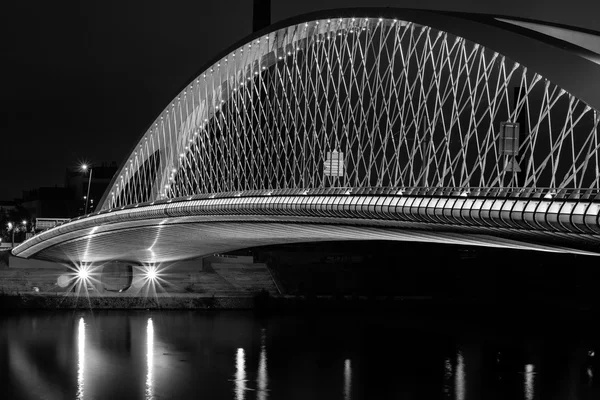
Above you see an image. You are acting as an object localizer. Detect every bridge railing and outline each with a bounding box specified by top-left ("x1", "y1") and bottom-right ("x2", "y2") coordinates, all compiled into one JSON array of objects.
[
  {"x1": 15, "y1": 184, "x2": 600, "y2": 259},
  {"x1": 70, "y1": 186, "x2": 600, "y2": 223}
]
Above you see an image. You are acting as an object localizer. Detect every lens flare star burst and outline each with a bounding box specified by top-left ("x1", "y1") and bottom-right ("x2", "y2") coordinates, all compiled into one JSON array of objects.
[
  {"x1": 127, "y1": 265, "x2": 174, "y2": 301},
  {"x1": 60, "y1": 263, "x2": 104, "y2": 307}
]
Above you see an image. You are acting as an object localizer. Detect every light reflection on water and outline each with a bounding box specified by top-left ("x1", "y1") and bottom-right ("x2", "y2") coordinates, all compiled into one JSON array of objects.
[
  {"x1": 257, "y1": 329, "x2": 268, "y2": 400},
  {"x1": 344, "y1": 359, "x2": 352, "y2": 400},
  {"x1": 444, "y1": 357, "x2": 453, "y2": 396},
  {"x1": 146, "y1": 318, "x2": 154, "y2": 400},
  {"x1": 235, "y1": 348, "x2": 246, "y2": 400},
  {"x1": 455, "y1": 351, "x2": 465, "y2": 400},
  {"x1": 525, "y1": 364, "x2": 535, "y2": 400},
  {"x1": 77, "y1": 317, "x2": 85, "y2": 400},
  {"x1": 2, "y1": 312, "x2": 600, "y2": 399}
]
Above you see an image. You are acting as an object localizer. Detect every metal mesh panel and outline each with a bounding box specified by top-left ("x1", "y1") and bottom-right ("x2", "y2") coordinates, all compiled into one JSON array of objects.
[{"x1": 102, "y1": 17, "x2": 600, "y2": 211}]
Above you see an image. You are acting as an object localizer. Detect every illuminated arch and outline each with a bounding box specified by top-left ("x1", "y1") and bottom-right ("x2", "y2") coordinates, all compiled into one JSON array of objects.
[
  {"x1": 99, "y1": 10, "x2": 600, "y2": 211},
  {"x1": 13, "y1": 10, "x2": 600, "y2": 263}
]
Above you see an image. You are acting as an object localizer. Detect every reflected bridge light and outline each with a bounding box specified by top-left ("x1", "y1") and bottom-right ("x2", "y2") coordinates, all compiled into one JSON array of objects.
[
  {"x1": 455, "y1": 352, "x2": 466, "y2": 400},
  {"x1": 146, "y1": 318, "x2": 154, "y2": 399},
  {"x1": 344, "y1": 359, "x2": 352, "y2": 400},
  {"x1": 257, "y1": 329, "x2": 268, "y2": 400},
  {"x1": 235, "y1": 348, "x2": 246, "y2": 400},
  {"x1": 77, "y1": 317, "x2": 85, "y2": 400},
  {"x1": 524, "y1": 364, "x2": 535, "y2": 400}
]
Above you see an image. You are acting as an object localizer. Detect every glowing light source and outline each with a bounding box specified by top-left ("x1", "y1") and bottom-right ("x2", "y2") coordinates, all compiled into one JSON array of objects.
[
  {"x1": 146, "y1": 267, "x2": 158, "y2": 281},
  {"x1": 78, "y1": 267, "x2": 89, "y2": 280}
]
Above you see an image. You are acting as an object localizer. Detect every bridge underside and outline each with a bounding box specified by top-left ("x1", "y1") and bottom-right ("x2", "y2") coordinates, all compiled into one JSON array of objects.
[
  {"x1": 14, "y1": 193, "x2": 600, "y2": 263},
  {"x1": 24, "y1": 220, "x2": 600, "y2": 265}
]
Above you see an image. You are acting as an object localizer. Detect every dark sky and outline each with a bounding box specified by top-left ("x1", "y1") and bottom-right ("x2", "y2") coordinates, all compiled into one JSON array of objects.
[{"x1": 2, "y1": 0, "x2": 599, "y2": 200}]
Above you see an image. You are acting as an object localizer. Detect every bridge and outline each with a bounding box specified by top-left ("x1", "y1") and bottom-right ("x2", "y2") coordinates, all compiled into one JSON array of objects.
[{"x1": 12, "y1": 9, "x2": 600, "y2": 264}]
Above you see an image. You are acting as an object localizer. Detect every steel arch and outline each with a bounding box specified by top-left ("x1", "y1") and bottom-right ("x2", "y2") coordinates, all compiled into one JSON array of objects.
[{"x1": 100, "y1": 13, "x2": 600, "y2": 211}]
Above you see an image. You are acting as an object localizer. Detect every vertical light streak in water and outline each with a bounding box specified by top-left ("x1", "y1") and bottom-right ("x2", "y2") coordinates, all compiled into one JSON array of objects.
[
  {"x1": 257, "y1": 330, "x2": 268, "y2": 400},
  {"x1": 524, "y1": 364, "x2": 535, "y2": 400},
  {"x1": 443, "y1": 357, "x2": 453, "y2": 396},
  {"x1": 235, "y1": 348, "x2": 246, "y2": 400},
  {"x1": 344, "y1": 359, "x2": 352, "y2": 400},
  {"x1": 588, "y1": 351, "x2": 595, "y2": 384},
  {"x1": 77, "y1": 317, "x2": 85, "y2": 400},
  {"x1": 455, "y1": 352, "x2": 466, "y2": 400},
  {"x1": 146, "y1": 318, "x2": 154, "y2": 400}
]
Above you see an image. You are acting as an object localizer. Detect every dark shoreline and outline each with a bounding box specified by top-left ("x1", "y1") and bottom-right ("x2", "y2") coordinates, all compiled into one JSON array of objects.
[{"x1": 2, "y1": 292, "x2": 600, "y2": 322}]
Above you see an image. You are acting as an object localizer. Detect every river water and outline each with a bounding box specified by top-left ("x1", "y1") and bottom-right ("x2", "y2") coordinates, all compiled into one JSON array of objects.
[{"x1": 1, "y1": 310, "x2": 599, "y2": 399}]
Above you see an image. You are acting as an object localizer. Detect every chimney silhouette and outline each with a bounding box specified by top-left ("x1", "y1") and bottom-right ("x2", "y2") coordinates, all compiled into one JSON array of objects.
[{"x1": 253, "y1": 0, "x2": 271, "y2": 32}]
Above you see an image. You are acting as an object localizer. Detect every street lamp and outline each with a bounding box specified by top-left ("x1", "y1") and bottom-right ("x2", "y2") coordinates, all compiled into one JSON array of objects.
[
  {"x1": 6, "y1": 220, "x2": 28, "y2": 247},
  {"x1": 81, "y1": 164, "x2": 93, "y2": 215},
  {"x1": 7, "y1": 222, "x2": 15, "y2": 248},
  {"x1": 7, "y1": 222, "x2": 13, "y2": 247}
]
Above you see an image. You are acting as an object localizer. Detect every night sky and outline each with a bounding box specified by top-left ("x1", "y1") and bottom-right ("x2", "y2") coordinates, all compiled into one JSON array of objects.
[{"x1": 2, "y1": 0, "x2": 599, "y2": 201}]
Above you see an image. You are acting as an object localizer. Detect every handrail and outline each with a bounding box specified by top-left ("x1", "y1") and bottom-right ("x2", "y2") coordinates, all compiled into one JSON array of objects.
[{"x1": 75, "y1": 186, "x2": 600, "y2": 222}]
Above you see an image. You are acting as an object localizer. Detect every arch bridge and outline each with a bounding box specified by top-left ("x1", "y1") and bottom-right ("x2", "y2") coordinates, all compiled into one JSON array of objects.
[{"x1": 13, "y1": 9, "x2": 600, "y2": 263}]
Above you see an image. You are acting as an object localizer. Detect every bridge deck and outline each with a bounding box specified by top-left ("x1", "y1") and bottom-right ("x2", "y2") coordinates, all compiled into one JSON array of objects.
[{"x1": 13, "y1": 190, "x2": 600, "y2": 263}]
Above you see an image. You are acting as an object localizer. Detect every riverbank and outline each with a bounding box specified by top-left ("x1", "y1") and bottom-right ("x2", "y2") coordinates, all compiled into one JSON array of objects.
[
  {"x1": 2, "y1": 292, "x2": 600, "y2": 322},
  {"x1": 0, "y1": 292, "x2": 255, "y2": 310},
  {"x1": 0, "y1": 292, "x2": 431, "y2": 310}
]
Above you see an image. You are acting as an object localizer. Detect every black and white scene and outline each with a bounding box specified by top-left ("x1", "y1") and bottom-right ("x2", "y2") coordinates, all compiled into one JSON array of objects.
[{"x1": 2, "y1": 0, "x2": 600, "y2": 398}]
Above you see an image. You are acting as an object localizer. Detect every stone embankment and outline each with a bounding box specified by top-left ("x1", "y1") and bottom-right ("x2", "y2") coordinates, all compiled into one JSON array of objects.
[
  {"x1": 0, "y1": 293, "x2": 255, "y2": 310},
  {"x1": 0, "y1": 291, "x2": 431, "y2": 311}
]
